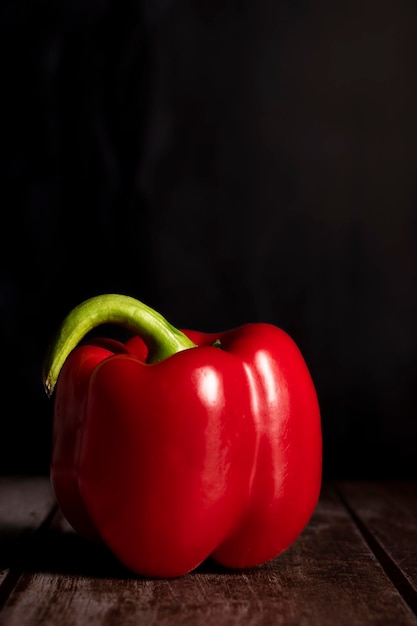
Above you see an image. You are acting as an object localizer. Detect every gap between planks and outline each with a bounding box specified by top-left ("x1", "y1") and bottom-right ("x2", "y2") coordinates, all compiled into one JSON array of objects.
[{"x1": 334, "y1": 481, "x2": 417, "y2": 620}]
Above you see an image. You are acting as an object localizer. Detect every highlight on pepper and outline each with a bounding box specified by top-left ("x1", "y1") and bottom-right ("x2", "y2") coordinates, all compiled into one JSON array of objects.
[{"x1": 43, "y1": 293, "x2": 322, "y2": 578}]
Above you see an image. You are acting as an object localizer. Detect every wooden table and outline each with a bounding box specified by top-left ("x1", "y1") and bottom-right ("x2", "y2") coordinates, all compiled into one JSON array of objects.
[{"x1": 0, "y1": 477, "x2": 416, "y2": 625}]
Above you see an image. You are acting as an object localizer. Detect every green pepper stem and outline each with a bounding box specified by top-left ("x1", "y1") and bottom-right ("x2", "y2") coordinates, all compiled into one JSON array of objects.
[{"x1": 42, "y1": 294, "x2": 196, "y2": 398}]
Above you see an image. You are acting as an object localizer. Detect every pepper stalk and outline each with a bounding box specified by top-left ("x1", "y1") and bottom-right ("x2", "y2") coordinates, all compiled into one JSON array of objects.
[{"x1": 43, "y1": 294, "x2": 196, "y2": 398}]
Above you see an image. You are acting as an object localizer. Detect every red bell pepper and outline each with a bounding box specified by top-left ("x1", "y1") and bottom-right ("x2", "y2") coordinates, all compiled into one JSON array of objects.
[{"x1": 43, "y1": 294, "x2": 321, "y2": 578}]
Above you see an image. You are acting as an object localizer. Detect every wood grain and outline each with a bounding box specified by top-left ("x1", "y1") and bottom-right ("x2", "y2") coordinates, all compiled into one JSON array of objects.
[
  {"x1": 0, "y1": 477, "x2": 55, "y2": 586},
  {"x1": 0, "y1": 480, "x2": 416, "y2": 625}
]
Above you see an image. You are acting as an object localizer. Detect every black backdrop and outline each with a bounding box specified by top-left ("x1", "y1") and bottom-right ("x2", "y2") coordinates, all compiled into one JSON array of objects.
[{"x1": 2, "y1": 0, "x2": 417, "y2": 479}]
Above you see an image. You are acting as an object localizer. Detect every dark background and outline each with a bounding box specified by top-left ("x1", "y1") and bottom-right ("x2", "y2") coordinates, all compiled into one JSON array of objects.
[{"x1": 2, "y1": 0, "x2": 416, "y2": 479}]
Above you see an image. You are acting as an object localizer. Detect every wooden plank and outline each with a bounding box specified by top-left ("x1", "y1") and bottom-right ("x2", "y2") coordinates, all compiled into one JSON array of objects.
[
  {"x1": 0, "y1": 484, "x2": 416, "y2": 625},
  {"x1": 0, "y1": 477, "x2": 56, "y2": 587},
  {"x1": 336, "y1": 481, "x2": 417, "y2": 600}
]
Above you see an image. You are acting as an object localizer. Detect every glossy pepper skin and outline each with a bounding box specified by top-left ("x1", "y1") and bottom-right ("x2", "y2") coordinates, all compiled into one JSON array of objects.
[{"x1": 43, "y1": 294, "x2": 321, "y2": 578}]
